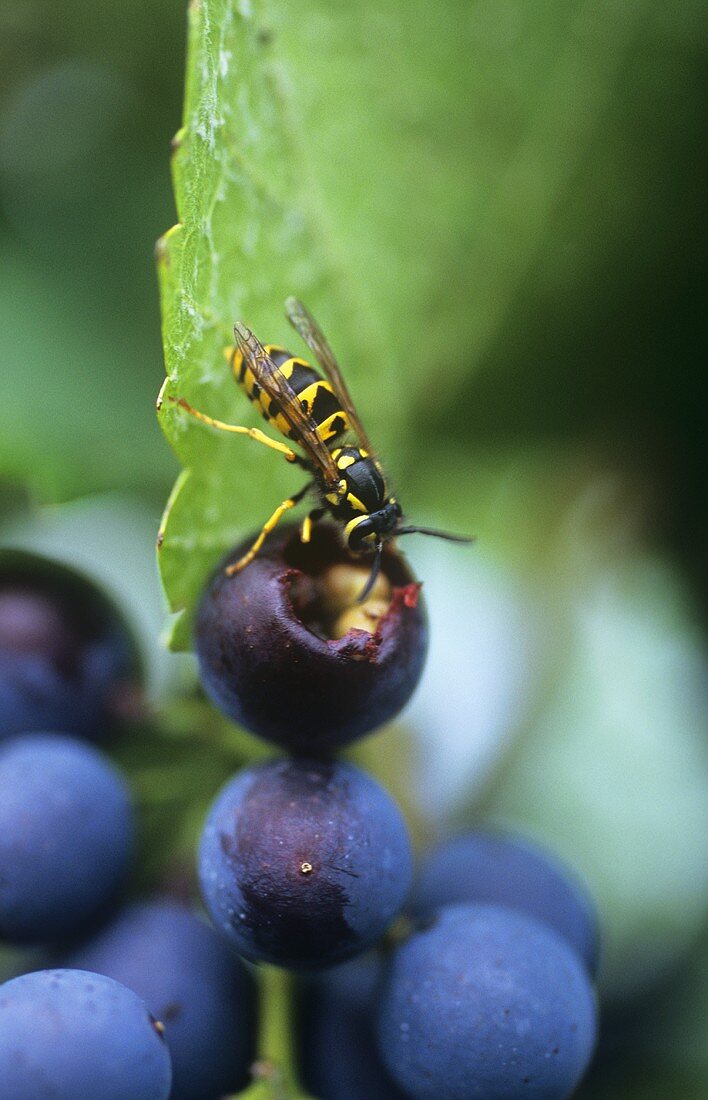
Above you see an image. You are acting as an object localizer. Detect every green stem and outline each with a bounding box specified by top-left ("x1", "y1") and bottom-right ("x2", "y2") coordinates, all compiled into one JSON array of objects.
[{"x1": 232, "y1": 965, "x2": 312, "y2": 1100}]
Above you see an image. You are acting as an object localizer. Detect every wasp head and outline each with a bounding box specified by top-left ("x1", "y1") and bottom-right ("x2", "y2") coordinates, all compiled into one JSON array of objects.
[{"x1": 345, "y1": 499, "x2": 402, "y2": 555}]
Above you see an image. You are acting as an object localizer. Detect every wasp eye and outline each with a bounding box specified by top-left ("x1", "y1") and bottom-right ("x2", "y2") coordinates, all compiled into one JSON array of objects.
[{"x1": 347, "y1": 519, "x2": 376, "y2": 553}]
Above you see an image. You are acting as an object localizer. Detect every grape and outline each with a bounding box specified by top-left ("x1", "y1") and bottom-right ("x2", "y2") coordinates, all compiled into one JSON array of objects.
[
  {"x1": 64, "y1": 899, "x2": 255, "y2": 1100},
  {"x1": 199, "y1": 757, "x2": 413, "y2": 969},
  {"x1": 0, "y1": 968, "x2": 172, "y2": 1099},
  {"x1": 0, "y1": 733, "x2": 133, "y2": 943},
  {"x1": 0, "y1": 550, "x2": 141, "y2": 743},
  {"x1": 411, "y1": 830, "x2": 599, "y2": 973},
  {"x1": 300, "y1": 953, "x2": 406, "y2": 1099},
  {"x1": 195, "y1": 523, "x2": 428, "y2": 752},
  {"x1": 377, "y1": 904, "x2": 597, "y2": 1100}
]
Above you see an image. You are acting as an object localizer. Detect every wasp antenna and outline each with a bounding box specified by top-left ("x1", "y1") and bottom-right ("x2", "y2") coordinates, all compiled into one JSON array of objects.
[
  {"x1": 396, "y1": 526, "x2": 475, "y2": 544},
  {"x1": 357, "y1": 544, "x2": 383, "y2": 603}
]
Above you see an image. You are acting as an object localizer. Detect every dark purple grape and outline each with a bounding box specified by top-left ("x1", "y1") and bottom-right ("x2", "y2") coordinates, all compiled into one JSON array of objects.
[
  {"x1": 0, "y1": 969, "x2": 171, "y2": 1099},
  {"x1": 195, "y1": 523, "x2": 428, "y2": 753},
  {"x1": 199, "y1": 757, "x2": 413, "y2": 969},
  {"x1": 64, "y1": 900, "x2": 255, "y2": 1100},
  {"x1": 0, "y1": 550, "x2": 141, "y2": 743},
  {"x1": 300, "y1": 953, "x2": 406, "y2": 1099},
  {"x1": 0, "y1": 733, "x2": 134, "y2": 943},
  {"x1": 411, "y1": 830, "x2": 599, "y2": 973},
  {"x1": 377, "y1": 904, "x2": 597, "y2": 1100}
]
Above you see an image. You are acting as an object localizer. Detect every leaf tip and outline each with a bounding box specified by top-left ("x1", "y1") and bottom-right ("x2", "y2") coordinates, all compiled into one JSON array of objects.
[
  {"x1": 154, "y1": 236, "x2": 169, "y2": 267},
  {"x1": 156, "y1": 378, "x2": 168, "y2": 412},
  {"x1": 170, "y1": 127, "x2": 186, "y2": 155},
  {"x1": 155, "y1": 223, "x2": 182, "y2": 268}
]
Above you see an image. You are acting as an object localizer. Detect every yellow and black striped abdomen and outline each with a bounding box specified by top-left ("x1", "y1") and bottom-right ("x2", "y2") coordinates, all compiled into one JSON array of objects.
[{"x1": 231, "y1": 344, "x2": 350, "y2": 445}]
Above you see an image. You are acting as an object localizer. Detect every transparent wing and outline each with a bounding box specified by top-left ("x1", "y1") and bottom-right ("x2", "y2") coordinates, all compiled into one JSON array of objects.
[
  {"x1": 233, "y1": 322, "x2": 340, "y2": 489},
  {"x1": 285, "y1": 297, "x2": 377, "y2": 458}
]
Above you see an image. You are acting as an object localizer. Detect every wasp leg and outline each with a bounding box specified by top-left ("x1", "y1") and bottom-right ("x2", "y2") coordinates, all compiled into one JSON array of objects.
[
  {"x1": 225, "y1": 484, "x2": 312, "y2": 576},
  {"x1": 300, "y1": 507, "x2": 325, "y2": 544},
  {"x1": 163, "y1": 394, "x2": 304, "y2": 464}
]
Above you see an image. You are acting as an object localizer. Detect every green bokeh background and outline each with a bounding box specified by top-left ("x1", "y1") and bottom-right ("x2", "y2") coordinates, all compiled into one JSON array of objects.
[{"x1": 1, "y1": 2, "x2": 706, "y2": 1096}]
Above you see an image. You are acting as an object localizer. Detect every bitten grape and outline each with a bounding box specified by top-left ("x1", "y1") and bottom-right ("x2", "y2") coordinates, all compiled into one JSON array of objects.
[
  {"x1": 0, "y1": 733, "x2": 134, "y2": 943},
  {"x1": 65, "y1": 900, "x2": 255, "y2": 1100},
  {"x1": 199, "y1": 757, "x2": 413, "y2": 969},
  {"x1": 0, "y1": 550, "x2": 141, "y2": 742},
  {"x1": 0, "y1": 969, "x2": 172, "y2": 1099},
  {"x1": 411, "y1": 830, "x2": 599, "y2": 973},
  {"x1": 377, "y1": 904, "x2": 597, "y2": 1100},
  {"x1": 195, "y1": 523, "x2": 428, "y2": 753}
]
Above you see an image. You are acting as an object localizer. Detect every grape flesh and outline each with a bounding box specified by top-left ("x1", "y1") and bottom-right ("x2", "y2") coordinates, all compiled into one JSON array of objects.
[
  {"x1": 411, "y1": 830, "x2": 599, "y2": 973},
  {"x1": 199, "y1": 757, "x2": 413, "y2": 968},
  {"x1": 0, "y1": 968, "x2": 172, "y2": 1100},
  {"x1": 0, "y1": 733, "x2": 133, "y2": 943},
  {"x1": 65, "y1": 900, "x2": 255, "y2": 1100},
  {"x1": 377, "y1": 903, "x2": 597, "y2": 1100}
]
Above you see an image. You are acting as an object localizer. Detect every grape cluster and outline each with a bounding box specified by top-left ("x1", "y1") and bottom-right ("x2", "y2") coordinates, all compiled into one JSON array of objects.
[
  {"x1": 0, "y1": 551, "x2": 254, "y2": 1100},
  {"x1": 302, "y1": 831, "x2": 599, "y2": 1100},
  {"x1": 0, "y1": 531, "x2": 600, "y2": 1099},
  {"x1": 195, "y1": 526, "x2": 598, "y2": 1097},
  {"x1": 196, "y1": 526, "x2": 419, "y2": 970}
]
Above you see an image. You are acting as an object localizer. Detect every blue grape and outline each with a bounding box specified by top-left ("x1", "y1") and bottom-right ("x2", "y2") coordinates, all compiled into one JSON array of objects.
[
  {"x1": 377, "y1": 904, "x2": 597, "y2": 1100},
  {"x1": 0, "y1": 733, "x2": 134, "y2": 943},
  {"x1": 300, "y1": 953, "x2": 405, "y2": 1099},
  {"x1": 195, "y1": 523, "x2": 428, "y2": 753},
  {"x1": 0, "y1": 968, "x2": 171, "y2": 1099},
  {"x1": 0, "y1": 551, "x2": 141, "y2": 743},
  {"x1": 411, "y1": 830, "x2": 599, "y2": 973},
  {"x1": 199, "y1": 758, "x2": 413, "y2": 969},
  {"x1": 65, "y1": 899, "x2": 255, "y2": 1100}
]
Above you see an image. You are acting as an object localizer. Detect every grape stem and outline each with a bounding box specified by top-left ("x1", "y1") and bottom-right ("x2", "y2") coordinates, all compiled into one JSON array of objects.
[{"x1": 231, "y1": 966, "x2": 313, "y2": 1100}]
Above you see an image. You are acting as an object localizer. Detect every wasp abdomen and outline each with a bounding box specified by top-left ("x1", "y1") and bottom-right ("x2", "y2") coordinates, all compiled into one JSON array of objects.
[{"x1": 231, "y1": 344, "x2": 350, "y2": 445}]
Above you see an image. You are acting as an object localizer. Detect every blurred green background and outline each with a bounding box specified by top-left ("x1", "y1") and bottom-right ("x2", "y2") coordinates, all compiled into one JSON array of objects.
[{"x1": 1, "y1": 1, "x2": 706, "y2": 1096}]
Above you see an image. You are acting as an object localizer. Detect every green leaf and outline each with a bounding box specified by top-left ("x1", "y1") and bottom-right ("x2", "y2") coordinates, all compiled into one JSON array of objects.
[
  {"x1": 153, "y1": 0, "x2": 475, "y2": 644},
  {"x1": 0, "y1": 251, "x2": 176, "y2": 503},
  {"x1": 156, "y1": 0, "x2": 657, "y2": 646},
  {"x1": 111, "y1": 691, "x2": 273, "y2": 893},
  {"x1": 0, "y1": 482, "x2": 31, "y2": 528}
]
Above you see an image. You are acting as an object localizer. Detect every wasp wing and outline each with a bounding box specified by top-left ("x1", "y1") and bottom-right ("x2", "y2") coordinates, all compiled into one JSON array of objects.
[
  {"x1": 233, "y1": 322, "x2": 340, "y2": 489},
  {"x1": 285, "y1": 297, "x2": 377, "y2": 459}
]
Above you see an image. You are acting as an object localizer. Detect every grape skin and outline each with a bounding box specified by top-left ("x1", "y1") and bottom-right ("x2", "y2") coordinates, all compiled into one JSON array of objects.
[
  {"x1": 0, "y1": 969, "x2": 172, "y2": 1099},
  {"x1": 199, "y1": 757, "x2": 413, "y2": 969},
  {"x1": 0, "y1": 554, "x2": 140, "y2": 743},
  {"x1": 195, "y1": 524, "x2": 428, "y2": 752},
  {"x1": 377, "y1": 903, "x2": 597, "y2": 1100},
  {"x1": 65, "y1": 900, "x2": 255, "y2": 1100},
  {"x1": 300, "y1": 953, "x2": 406, "y2": 1099},
  {"x1": 411, "y1": 830, "x2": 599, "y2": 973},
  {"x1": 0, "y1": 733, "x2": 134, "y2": 943}
]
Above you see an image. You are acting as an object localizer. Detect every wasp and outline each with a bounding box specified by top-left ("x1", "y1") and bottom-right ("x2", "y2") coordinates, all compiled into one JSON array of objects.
[{"x1": 165, "y1": 297, "x2": 471, "y2": 600}]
